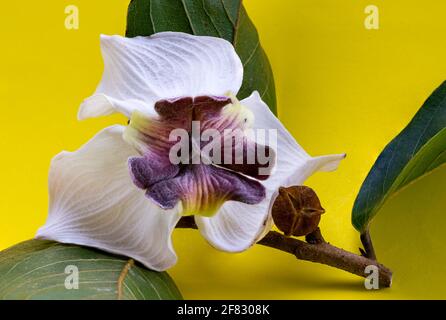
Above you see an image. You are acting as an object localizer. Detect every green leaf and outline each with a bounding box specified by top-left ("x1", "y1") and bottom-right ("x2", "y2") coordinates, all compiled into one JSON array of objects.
[
  {"x1": 352, "y1": 81, "x2": 446, "y2": 232},
  {"x1": 0, "y1": 240, "x2": 183, "y2": 300},
  {"x1": 126, "y1": 0, "x2": 277, "y2": 114}
]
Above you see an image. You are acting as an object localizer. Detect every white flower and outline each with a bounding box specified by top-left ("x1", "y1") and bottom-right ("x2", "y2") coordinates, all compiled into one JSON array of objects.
[{"x1": 36, "y1": 32, "x2": 345, "y2": 271}]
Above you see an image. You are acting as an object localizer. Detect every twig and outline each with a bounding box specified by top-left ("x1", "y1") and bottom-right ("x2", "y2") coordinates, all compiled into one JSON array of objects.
[{"x1": 176, "y1": 216, "x2": 392, "y2": 288}]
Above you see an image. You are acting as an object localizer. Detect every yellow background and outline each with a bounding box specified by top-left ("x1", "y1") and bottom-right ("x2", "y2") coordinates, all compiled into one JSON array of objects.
[{"x1": 1, "y1": 0, "x2": 445, "y2": 299}]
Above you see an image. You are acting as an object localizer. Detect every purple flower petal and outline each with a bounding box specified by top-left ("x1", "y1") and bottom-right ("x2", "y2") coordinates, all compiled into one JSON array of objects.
[
  {"x1": 217, "y1": 135, "x2": 276, "y2": 180},
  {"x1": 146, "y1": 164, "x2": 266, "y2": 217},
  {"x1": 194, "y1": 96, "x2": 276, "y2": 179},
  {"x1": 128, "y1": 155, "x2": 179, "y2": 189},
  {"x1": 125, "y1": 95, "x2": 275, "y2": 215},
  {"x1": 154, "y1": 97, "x2": 195, "y2": 132}
]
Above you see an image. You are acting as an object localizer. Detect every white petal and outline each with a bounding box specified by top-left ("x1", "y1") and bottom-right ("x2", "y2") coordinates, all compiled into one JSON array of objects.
[
  {"x1": 243, "y1": 91, "x2": 346, "y2": 189},
  {"x1": 195, "y1": 92, "x2": 345, "y2": 252},
  {"x1": 195, "y1": 193, "x2": 272, "y2": 252},
  {"x1": 78, "y1": 94, "x2": 152, "y2": 120},
  {"x1": 79, "y1": 32, "x2": 243, "y2": 119},
  {"x1": 36, "y1": 125, "x2": 182, "y2": 271}
]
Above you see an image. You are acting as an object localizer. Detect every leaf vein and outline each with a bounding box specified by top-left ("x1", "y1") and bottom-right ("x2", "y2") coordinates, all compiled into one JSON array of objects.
[
  {"x1": 180, "y1": 0, "x2": 197, "y2": 34},
  {"x1": 243, "y1": 39, "x2": 259, "y2": 68},
  {"x1": 201, "y1": 0, "x2": 223, "y2": 38},
  {"x1": 117, "y1": 259, "x2": 134, "y2": 300}
]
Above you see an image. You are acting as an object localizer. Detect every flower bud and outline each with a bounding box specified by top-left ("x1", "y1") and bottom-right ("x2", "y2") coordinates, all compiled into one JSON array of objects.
[{"x1": 272, "y1": 186, "x2": 325, "y2": 237}]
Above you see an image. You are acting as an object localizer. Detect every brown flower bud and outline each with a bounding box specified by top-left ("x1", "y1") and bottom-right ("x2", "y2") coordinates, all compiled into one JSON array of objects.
[{"x1": 272, "y1": 186, "x2": 325, "y2": 237}]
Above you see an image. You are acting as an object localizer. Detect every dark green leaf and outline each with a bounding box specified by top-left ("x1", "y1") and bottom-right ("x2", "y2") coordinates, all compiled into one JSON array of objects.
[
  {"x1": 352, "y1": 81, "x2": 446, "y2": 232},
  {"x1": 0, "y1": 240, "x2": 182, "y2": 300},
  {"x1": 126, "y1": 0, "x2": 277, "y2": 114}
]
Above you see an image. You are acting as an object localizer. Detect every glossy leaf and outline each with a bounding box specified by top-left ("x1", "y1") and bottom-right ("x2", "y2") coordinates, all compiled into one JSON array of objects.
[
  {"x1": 126, "y1": 0, "x2": 277, "y2": 114},
  {"x1": 0, "y1": 240, "x2": 183, "y2": 300},
  {"x1": 352, "y1": 81, "x2": 446, "y2": 232}
]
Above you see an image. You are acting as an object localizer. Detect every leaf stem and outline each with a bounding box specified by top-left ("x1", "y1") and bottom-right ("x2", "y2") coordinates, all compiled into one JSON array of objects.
[
  {"x1": 176, "y1": 217, "x2": 392, "y2": 288},
  {"x1": 360, "y1": 228, "x2": 377, "y2": 260}
]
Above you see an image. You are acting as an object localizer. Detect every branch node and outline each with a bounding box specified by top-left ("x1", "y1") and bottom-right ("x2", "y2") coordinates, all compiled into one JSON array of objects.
[{"x1": 305, "y1": 227, "x2": 325, "y2": 244}]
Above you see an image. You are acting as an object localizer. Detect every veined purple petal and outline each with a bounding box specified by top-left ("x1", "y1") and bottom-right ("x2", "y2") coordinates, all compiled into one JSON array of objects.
[
  {"x1": 125, "y1": 96, "x2": 230, "y2": 156},
  {"x1": 197, "y1": 97, "x2": 250, "y2": 134},
  {"x1": 194, "y1": 96, "x2": 276, "y2": 179},
  {"x1": 124, "y1": 100, "x2": 195, "y2": 189},
  {"x1": 193, "y1": 96, "x2": 233, "y2": 121},
  {"x1": 128, "y1": 154, "x2": 179, "y2": 189},
  {"x1": 124, "y1": 95, "x2": 275, "y2": 216},
  {"x1": 146, "y1": 164, "x2": 266, "y2": 217},
  {"x1": 154, "y1": 97, "x2": 195, "y2": 132},
  {"x1": 216, "y1": 134, "x2": 276, "y2": 180}
]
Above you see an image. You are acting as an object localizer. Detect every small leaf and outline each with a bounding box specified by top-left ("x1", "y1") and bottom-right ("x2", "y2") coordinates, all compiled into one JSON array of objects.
[
  {"x1": 352, "y1": 81, "x2": 446, "y2": 232},
  {"x1": 126, "y1": 0, "x2": 277, "y2": 114},
  {"x1": 0, "y1": 240, "x2": 183, "y2": 300}
]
